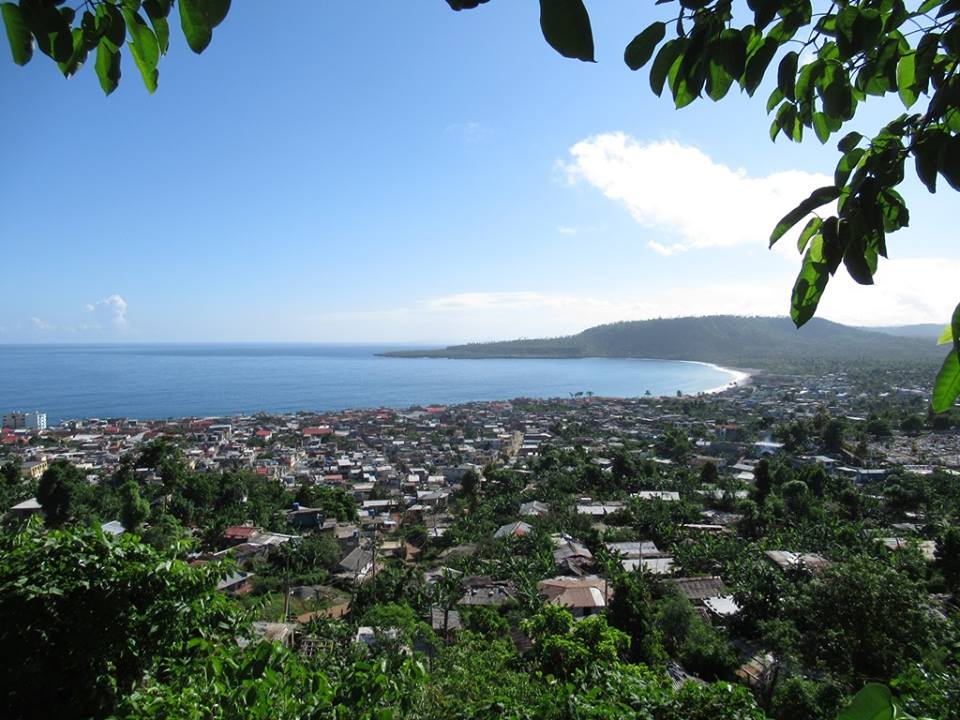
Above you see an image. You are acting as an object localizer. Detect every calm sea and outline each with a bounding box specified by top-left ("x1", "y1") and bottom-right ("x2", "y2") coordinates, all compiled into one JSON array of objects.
[{"x1": 0, "y1": 344, "x2": 741, "y2": 424}]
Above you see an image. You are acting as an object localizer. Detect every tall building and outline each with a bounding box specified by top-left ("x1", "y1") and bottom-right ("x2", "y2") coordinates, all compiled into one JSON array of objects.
[{"x1": 2, "y1": 411, "x2": 47, "y2": 430}]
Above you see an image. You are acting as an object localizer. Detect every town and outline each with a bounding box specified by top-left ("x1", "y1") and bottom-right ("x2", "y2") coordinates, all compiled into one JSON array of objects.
[{"x1": 2, "y1": 365, "x2": 959, "y2": 719}]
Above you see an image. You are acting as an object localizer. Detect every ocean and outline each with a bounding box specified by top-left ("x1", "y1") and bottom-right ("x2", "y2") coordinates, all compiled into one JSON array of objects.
[{"x1": 0, "y1": 344, "x2": 744, "y2": 424}]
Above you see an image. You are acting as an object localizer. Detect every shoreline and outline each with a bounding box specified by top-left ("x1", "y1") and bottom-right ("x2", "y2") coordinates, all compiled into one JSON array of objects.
[
  {"x1": 689, "y1": 361, "x2": 755, "y2": 395},
  {"x1": 35, "y1": 374, "x2": 755, "y2": 428}
]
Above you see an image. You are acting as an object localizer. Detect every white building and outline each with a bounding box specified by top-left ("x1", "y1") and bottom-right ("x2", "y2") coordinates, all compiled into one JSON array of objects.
[{"x1": 2, "y1": 411, "x2": 47, "y2": 430}]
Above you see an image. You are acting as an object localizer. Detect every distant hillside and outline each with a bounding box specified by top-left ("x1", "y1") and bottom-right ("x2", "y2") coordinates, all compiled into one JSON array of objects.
[
  {"x1": 865, "y1": 323, "x2": 944, "y2": 340},
  {"x1": 383, "y1": 316, "x2": 943, "y2": 370}
]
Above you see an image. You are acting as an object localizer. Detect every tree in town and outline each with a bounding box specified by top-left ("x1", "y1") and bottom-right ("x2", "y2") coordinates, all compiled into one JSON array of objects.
[
  {"x1": 753, "y1": 458, "x2": 773, "y2": 505},
  {"x1": 36, "y1": 459, "x2": 88, "y2": 527},
  {"x1": 935, "y1": 524, "x2": 960, "y2": 594},
  {"x1": 791, "y1": 556, "x2": 934, "y2": 685},
  {"x1": 1, "y1": 456, "x2": 21, "y2": 486},
  {"x1": 699, "y1": 459, "x2": 719, "y2": 485},
  {"x1": 607, "y1": 568, "x2": 667, "y2": 666},
  {"x1": 782, "y1": 478, "x2": 813, "y2": 518},
  {"x1": 522, "y1": 603, "x2": 630, "y2": 680},
  {"x1": 822, "y1": 417, "x2": 847, "y2": 453},
  {"x1": 459, "y1": 468, "x2": 480, "y2": 499},
  {"x1": 119, "y1": 478, "x2": 150, "y2": 532}
]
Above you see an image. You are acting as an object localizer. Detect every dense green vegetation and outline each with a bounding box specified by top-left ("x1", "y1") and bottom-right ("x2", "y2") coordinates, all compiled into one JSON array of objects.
[
  {"x1": 2, "y1": 391, "x2": 958, "y2": 719},
  {"x1": 384, "y1": 315, "x2": 943, "y2": 372}
]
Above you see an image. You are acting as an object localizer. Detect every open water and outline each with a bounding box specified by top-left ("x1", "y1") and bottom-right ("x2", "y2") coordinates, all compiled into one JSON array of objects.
[{"x1": 0, "y1": 344, "x2": 744, "y2": 424}]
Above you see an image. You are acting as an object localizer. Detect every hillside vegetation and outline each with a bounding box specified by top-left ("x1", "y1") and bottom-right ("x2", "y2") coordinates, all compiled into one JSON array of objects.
[{"x1": 384, "y1": 316, "x2": 943, "y2": 371}]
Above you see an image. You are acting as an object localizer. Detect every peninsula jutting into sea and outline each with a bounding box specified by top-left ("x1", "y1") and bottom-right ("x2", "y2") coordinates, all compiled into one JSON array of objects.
[{"x1": 382, "y1": 315, "x2": 945, "y2": 367}]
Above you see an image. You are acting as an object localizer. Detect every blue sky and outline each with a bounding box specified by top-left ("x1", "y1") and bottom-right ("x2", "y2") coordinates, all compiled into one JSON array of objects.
[{"x1": 2, "y1": 1, "x2": 956, "y2": 343}]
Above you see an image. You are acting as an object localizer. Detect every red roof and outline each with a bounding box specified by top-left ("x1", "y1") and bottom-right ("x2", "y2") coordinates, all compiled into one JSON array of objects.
[
  {"x1": 223, "y1": 526, "x2": 258, "y2": 540},
  {"x1": 303, "y1": 426, "x2": 333, "y2": 436},
  {"x1": 255, "y1": 429, "x2": 273, "y2": 438}
]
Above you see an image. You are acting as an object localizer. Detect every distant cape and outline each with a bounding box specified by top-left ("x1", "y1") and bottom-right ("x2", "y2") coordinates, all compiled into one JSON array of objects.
[{"x1": 381, "y1": 315, "x2": 943, "y2": 371}]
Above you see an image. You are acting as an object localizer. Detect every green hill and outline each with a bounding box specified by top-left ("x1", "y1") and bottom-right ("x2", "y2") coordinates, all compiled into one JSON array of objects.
[{"x1": 383, "y1": 316, "x2": 943, "y2": 371}]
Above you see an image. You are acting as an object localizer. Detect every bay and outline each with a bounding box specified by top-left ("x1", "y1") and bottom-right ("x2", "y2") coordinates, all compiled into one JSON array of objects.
[{"x1": 0, "y1": 344, "x2": 744, "y2": 424}]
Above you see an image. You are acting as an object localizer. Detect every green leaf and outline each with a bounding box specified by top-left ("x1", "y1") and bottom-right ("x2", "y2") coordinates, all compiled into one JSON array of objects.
[
  {"x1": 445, "y1": 0, "x2": 491, "y2": 8},
  {"x1": 821, "y1": 65, "x2": 855, "y2": 119},
  {"x1": 953, "y1": 303, "x2": 960, "y2": 355},
  {"x1": 932, "y1": 349, "x2": 960, "y2": 413},
  {"x1": 57, "y1": 27, "x2": 89, "y2": 78},
  {"x1": 777, "y1": 51, "x2": 798, "y2": 101},
  {"x1": 797, "y1": 216, "x2": 822, "y2": 253},
  {"x1": 843, "y1": 233, "x2": 875, "y2": 285},
  {"x1": 714, "y1": 28, "x2": 747, "y2": 79},
  {"x1": 95, "y1": 37, "x2": 121, "y2": 95},
  {"x1": 748, "y1": 0, "x2": 777, "y2": 29},
  {"x1": 852, "y1": 9, "x2": 883, "y2": 55},
  {"x1": 835, "y1": 147, "x2": 865, "y2": 187},
  {"x1": 914, "y1": 132, "x2": 940, "y2": 193},
  {"x1": 938, "y1": 324, "x2": 953, "y2": 345},
  {"x1": 766, "y1": 87, "x2": 783, "y2": 113},
  {"x1": 743, "y1": 36, "x2": 778, "y2": 96},
  {"x1": 151, "y1": 15, "x2": 168, "y2": 54},
  {"x1": 772, "y1": 101, "x2": 799, "y2": 142},
  {"x1": 179, "y1": 0, "x2": 212, "y2": 53},
  {"x1": 837, "y1": 131, "x2": 863, "y2": 153},
  {"x1": 650, "y1": 39, "x2": 684, "y2": 97},
  {"x1": 836, "y1": 683, "x2": 897, "y2": 720},
  {"x1": 25, "y1": 2, "x2": 73, "y2": 63},
  {"x1": 204, "y1": 0, "x2": 230, "y2": 28},
  {"x1": 96, "y1": 4, "x2": 126, "y2": 50},
  {"x1": 624, "y1": 21, "x2": 665, "y2": 71},
  {"x1": 1, "y1": 3, "x2": 32, "y2": 65},
  {"x1": 770, "y1": 186, "x2": 841, "y2": 246},
  {"x1": 143, "y1": 0, "x2": 171, "y2": 53},
  {"x1": 795, "y1": 58, "x2": 823, "y2": 103},
  {"x1": 123, "y1": 9, "x2": 159, "y2": 92},
  {"x1": 539, "y1": 0, "x2": 594, "y2": 62},
  {"x1": 706, "y1": 58, "x2": 734, "y2": 101},
  {"x1": 938, "y1": 134, "x2": 960, "y2": 191},
  {"x1": 914, "y1": 32, "x2": 939, "y2": 94},
  {"x1": 670, "y1": 54, "x2": 704, "y2": 108},
  {"x1": 897, "y1": 51, "x2": 917, "y2": 108},
  {"x1": 918, "y1": 0, "x2": 944, "y2": 13},
  {"x1": 813, "y1": 112, "x2": 831, "y2": 143},
  {"x1": 791, "y1": 235, "x2": 830, "y2": 327}
]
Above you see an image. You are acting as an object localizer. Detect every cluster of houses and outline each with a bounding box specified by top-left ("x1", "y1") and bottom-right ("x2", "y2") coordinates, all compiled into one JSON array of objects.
[{"x1": 3, "y1": 369, "x2": 958, "y2": 674}]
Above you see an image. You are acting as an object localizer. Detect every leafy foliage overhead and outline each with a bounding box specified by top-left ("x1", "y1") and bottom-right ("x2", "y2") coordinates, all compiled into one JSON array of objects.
[{"x1": 0, "y1": 0, "x2": 230, "y2": 95}]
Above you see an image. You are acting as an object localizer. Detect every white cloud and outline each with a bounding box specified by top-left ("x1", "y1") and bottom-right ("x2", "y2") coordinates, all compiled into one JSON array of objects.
[
  {"x1": 563, "y1": 132, "x2": 831, "y2": 256},
  {"x1": 299, "y1": 258, "x2": 960, "y2": 343},
  {"x1": 818, "y1": 258, "x2": 960, "y2": 327},
  {"x1": 31, "y1": 317, "x2": 52, "y2": 332},
  {"x1": 85, "y1": 294, "x2": 128, "y2": 329}
]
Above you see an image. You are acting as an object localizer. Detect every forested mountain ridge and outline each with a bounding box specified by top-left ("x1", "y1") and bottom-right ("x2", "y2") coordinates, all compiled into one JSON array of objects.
[{"x1": 384, "y1": 316, "x2": 944, "y2": 370}]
